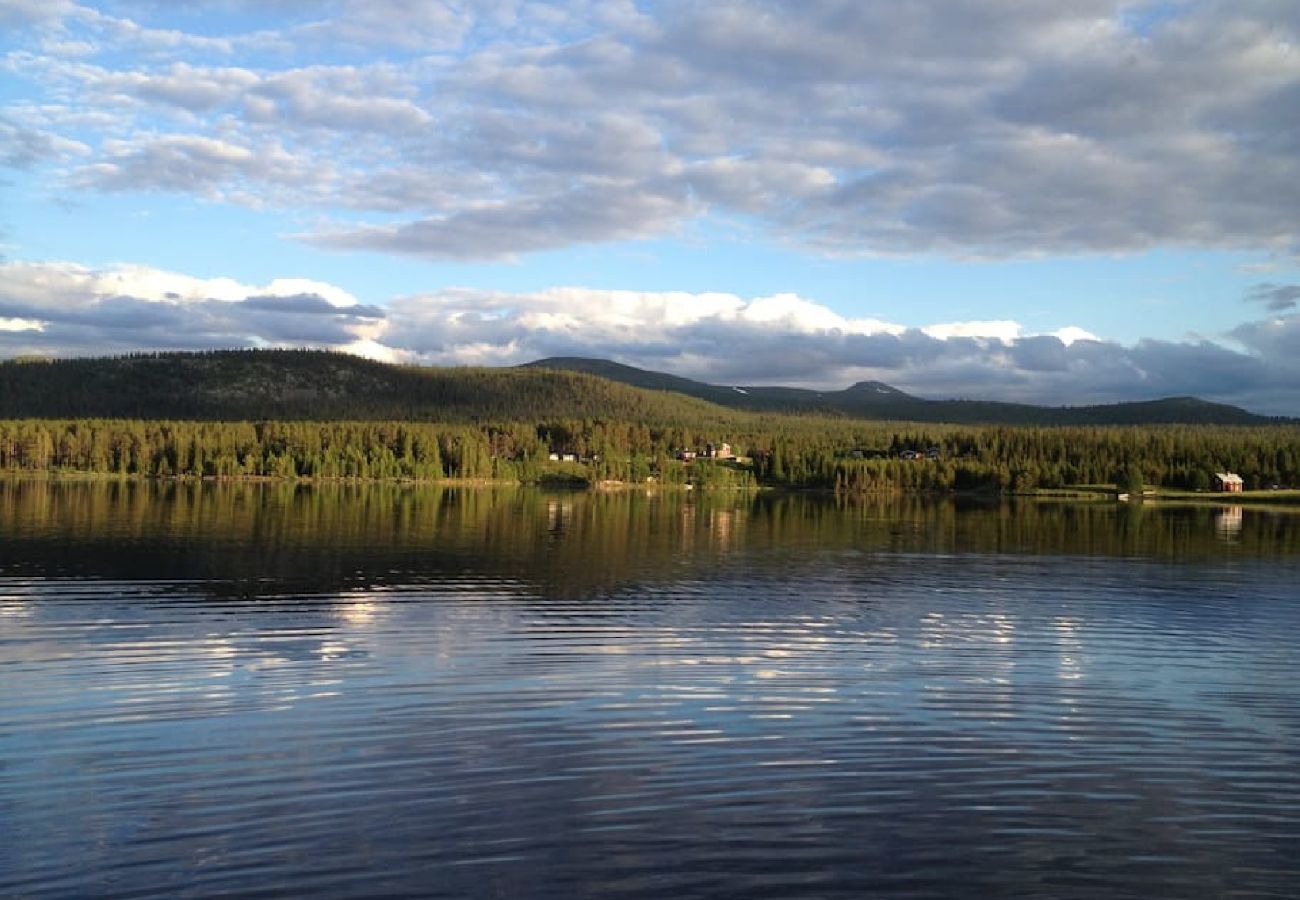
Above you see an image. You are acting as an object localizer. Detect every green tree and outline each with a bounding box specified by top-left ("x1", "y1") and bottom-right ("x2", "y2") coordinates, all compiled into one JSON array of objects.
[{"x1": 1119, "y1": 465, "x2": 1144, "y2": 494}]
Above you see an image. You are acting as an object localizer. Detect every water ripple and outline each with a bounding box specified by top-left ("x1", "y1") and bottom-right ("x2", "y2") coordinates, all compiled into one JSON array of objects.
[{"x1": 4, "y1": 529, "x2": 1300, "y2": 898}]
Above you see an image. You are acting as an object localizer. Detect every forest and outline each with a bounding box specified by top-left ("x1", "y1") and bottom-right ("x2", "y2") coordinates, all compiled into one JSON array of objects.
[
  {"x1": 1, "y1": 416, "x2": 1297, "y2": 494},
  {"x1": 1, "y1": 349, "x2": 1296, "y2": 492},
  {"x1": 1, "y1": 349, "x2": 1283, "y2": 426},
  {"x1": 0, "y1": 350, "x2": 744, "y2": 425}
]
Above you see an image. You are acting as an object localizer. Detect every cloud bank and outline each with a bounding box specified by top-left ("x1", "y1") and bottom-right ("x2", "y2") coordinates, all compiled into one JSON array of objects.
[
  {"x1": 4, "y1": 260, "x2": 1298, "y2": 415},
  {"x1": 3, "y1": 1, "x2": 1298, "y2": 260},
  {"x1": 0, "y1": 260, "x2": 388, "y2": 359}
]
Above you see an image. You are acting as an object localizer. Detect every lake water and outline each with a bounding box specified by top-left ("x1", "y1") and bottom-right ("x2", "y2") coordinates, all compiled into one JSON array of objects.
[{"x1": 2, "y1": 481, "x2": 1299, "y2": 898}]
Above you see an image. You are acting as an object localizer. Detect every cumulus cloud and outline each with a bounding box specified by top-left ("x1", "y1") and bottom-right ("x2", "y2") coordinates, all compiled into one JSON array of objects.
[
  {"x1": 922, "y1": 320, "x2": 1022, "y2": 343},
  {"x1": 4, "y1": 0, "x2": 1298, "y2": 259},
  {"x1": 0, "y1": 260, "x2": 386, "y2": 358},
  {"x1": 4, "y1": 260, "x2": 1299, "y2": 414},
  {"x1": 372, "y1": 285, "x2": 1300, "y2": 414},
  {"x1": 1232, "y1": 313, "x2": 1300, "y2": 361}
]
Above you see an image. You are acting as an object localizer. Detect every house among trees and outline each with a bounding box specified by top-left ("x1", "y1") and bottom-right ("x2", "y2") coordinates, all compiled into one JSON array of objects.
[
  {"x1": 1213, "y1": 472, "x2": 1244, "y2": 493},
  {"x1": 678, "y1": 442, "x2": 735, "y2": 461},
  {"x1": 846, "y1": 448, "x2": 891, "y2": 460}
]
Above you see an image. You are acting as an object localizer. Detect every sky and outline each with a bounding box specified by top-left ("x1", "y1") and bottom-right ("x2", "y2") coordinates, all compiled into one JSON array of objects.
[{"x1": 1, "y1": 0, "x2": 1299, "y2": 414}]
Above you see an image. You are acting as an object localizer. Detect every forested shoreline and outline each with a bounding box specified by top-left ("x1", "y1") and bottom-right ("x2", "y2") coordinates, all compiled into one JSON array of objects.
[{"x1": 1, "y1": 417, "x2": 1297, "y2": 494}]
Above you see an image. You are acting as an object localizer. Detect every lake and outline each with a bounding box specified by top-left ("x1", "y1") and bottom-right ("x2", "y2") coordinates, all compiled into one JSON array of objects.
[{"x1": 2, "y1": 480, "x2": 1299, "y2": 898}]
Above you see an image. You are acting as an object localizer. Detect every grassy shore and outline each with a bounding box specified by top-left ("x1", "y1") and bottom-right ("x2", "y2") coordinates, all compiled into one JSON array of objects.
[
  {"x1": 1031, "y1": 485, "x2": 1300, "y2": 506},
  {"x1": 1144, "y1": 487, "x2": 1300, "y2": 505}
]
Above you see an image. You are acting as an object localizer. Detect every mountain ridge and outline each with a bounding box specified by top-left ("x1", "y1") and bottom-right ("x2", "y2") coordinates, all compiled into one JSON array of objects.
[
  {"x1": 521, "y1": 356, "x2": 1281, "y2": 425},
  {"x1": 0, "y1": 349, "x2": 1283, "y2": 426}
]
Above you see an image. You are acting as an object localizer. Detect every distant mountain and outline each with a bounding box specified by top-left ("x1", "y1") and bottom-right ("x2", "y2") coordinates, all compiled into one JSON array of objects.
[
  {"x1": 845, "y1": 380, "x2": 911, "y2": 397},
  {"x1": 522, "y1": 357, "x2": 1278, "y2": 426}
]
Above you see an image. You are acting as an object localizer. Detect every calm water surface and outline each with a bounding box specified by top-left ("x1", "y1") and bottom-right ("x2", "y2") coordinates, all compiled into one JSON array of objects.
[{"x1": 2, "y1": 481, "x2": 1299, "y2": 898}]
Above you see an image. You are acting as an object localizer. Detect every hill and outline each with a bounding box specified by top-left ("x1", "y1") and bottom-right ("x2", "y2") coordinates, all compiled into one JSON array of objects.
[
  {"x1": 522, "y1": 357, "x2": 1276, "y2": 426},
  {"x1": 0, "y1": 350, "x2": 743, "y2": 425},
  {"x1": 0, "y1": 349, "x2": 1279, "y2": 427}
]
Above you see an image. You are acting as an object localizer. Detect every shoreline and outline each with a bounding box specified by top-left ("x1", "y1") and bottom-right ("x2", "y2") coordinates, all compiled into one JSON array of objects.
[
  {"x1": 3, "y1": 470, "x2": 1298, "y2": 506},
  {"x1": 1027, "y1": 486, "x2": 1300, "y2": 507}
]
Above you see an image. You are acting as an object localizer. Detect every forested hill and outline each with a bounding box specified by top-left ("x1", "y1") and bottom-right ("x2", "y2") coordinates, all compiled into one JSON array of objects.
[
  {"x1": 522, "y1": 357, "x2": 1278, "y2": 426},
  {"x1": 0, "y1": 350, "x2": 742, "y2": 425},
  {"x1": 0, "y1": 349, "x2": 1281, "y2": 426},
  {"x1": 2, "y1": 351, "x2": 1298, "y2": 491}
]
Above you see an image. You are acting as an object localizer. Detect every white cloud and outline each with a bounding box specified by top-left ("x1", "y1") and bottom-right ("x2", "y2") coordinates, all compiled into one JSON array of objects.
[
  {"x1": 3, "y1": 260, "x2": 1299, "y2": 413},
  {"x1": 1052, "y1": 326, "x2": 1099, "y2": 346},
  {"x1": 384, "y1": 286, "x2": 911, "y2": 357},
  {"x1": 0, "y1": 260, "x2": 383, "y2": 355},
  {"x1": 0, "y1": 260, "x2": 367, "y2": 309},
  {"x1": 368, "y1": 284, "x2": 1300, "y2": 413},
  {"x1": 922, "y1": 320, "x2": 1021, "y2": 343},
  {"x1": 0, "y1": 316, "x2": 45, "y2": 332}
]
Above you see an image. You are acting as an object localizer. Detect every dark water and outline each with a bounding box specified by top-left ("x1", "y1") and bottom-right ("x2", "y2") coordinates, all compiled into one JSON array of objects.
[{"x1": 2, "y1": 481, "x2": 1299, "y2": 899}]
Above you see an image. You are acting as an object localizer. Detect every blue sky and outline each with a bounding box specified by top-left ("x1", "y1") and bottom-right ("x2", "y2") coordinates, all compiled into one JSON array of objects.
[{"x1": 2, "y1": 0, "x2": 1299, "y2": 413}]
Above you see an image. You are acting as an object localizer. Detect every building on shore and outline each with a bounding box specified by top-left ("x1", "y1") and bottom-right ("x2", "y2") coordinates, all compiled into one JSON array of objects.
[{"x1": 1213, "y1": 472, "x2": 1244, "y2": 493}]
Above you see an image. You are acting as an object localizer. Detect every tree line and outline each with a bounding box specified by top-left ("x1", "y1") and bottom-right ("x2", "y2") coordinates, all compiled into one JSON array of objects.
[{"x1": 1, "y1": 417, "x2": 1297, "y2": 492}]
